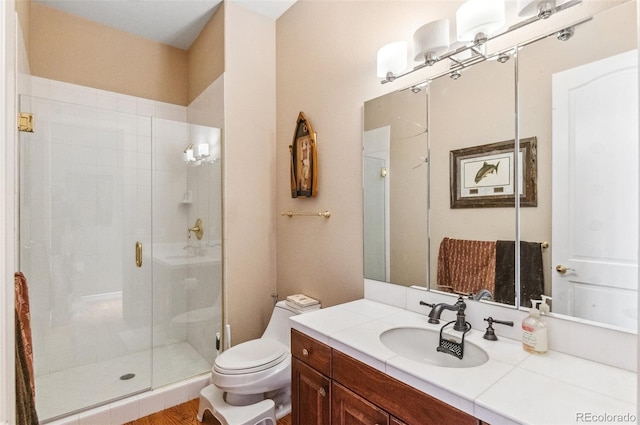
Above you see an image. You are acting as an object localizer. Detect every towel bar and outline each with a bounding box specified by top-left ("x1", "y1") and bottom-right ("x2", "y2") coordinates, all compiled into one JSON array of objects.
[{"x1": 281, "y1": 211, "x2": 331, "y2": 218}]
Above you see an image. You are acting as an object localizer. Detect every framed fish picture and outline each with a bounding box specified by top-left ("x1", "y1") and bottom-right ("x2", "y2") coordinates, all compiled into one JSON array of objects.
[{"x1": 449, "y1": 137, "x2": 537, "y2": 208}]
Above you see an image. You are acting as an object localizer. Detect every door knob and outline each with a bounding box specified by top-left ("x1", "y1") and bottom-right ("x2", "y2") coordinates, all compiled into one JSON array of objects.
[{"x1": 555, "y1": 264, "x2": 575, "y2": 274}]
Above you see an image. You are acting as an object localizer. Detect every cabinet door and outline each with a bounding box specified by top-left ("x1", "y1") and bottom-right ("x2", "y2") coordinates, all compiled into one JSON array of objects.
[
  {"x1": 292, "y1": 357, "x2": 330, "y2": 425},
  {"x1": 332, "y1": 382, "x2": 389, "y2": 425},
  {"x1": 390, "y1": 418, "x2": 407, "y2": 425},
  {"x1": 332, "y1": 350, "x2": 478, "y2": 425}
]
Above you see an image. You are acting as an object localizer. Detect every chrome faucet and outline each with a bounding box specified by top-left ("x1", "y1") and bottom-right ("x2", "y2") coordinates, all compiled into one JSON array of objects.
[{"x1": 421, "y1": 296, "x2": 468, "y2": 332}]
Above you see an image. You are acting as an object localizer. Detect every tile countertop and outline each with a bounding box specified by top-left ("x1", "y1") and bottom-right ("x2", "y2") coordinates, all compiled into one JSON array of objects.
[{"x1": 289, "y1": 299, "x2": 637, "y2": 425}]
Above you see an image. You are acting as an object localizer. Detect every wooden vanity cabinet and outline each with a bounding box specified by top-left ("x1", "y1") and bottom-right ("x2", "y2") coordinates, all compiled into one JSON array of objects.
[
  {"x1": 332, "y1": 381, "x2": 392, "y2": 425},
  {"x1": 291, "y1": 329, "x2": 332, "y2": 425},
  {"x1": 292, "y1": 358, "x2": 331, "y2": 425},
  {"x1": 291, "y1": 329, "x2": 481, "y2": 425}
]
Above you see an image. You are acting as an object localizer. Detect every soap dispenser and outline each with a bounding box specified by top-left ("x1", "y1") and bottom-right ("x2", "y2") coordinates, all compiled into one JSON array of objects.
[{"x1": 522, "y1": 299, "x2": 548, "y2": 354}]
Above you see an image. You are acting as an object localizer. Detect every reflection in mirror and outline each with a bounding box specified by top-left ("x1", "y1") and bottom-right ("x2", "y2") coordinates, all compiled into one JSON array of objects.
[
  {"x1": 519, "y1": 1, "x2": 638, "y2": 331},
  {"x1": 429, "y1": 50, "x2": 519, "y2": 306},
  {"x1": 363, "y1": 87, "x2": 428, "y2": 286},
  {"x1": 363, "y1": 1, "x2": 637, "y2": 331}
]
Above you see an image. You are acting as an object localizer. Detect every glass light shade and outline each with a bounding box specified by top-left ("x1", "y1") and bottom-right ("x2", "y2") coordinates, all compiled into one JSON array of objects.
[
  {"x1": 196, "y1": 143, "x2": 210, "y2": 158},
  {"x1": 376, "y1": 41, "x2": 408, "y2": 78},
  {"x1": 456, "y1": 0, "x2": 505, "y2": 42},
  {"x1": 517, "y1": 0, "x2": 556, "y2": 17},
  {"x1": 413, "y1": 19, "x2": 450, "y2": 62},
  {"x1": 184, "y1": 149, "x2": 194, "y2": 162}
]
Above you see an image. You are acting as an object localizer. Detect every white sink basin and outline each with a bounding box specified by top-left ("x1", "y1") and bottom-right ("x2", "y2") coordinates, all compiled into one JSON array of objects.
[{"x1": 380, "y1": 327, "x2": 489, "y2": 368}]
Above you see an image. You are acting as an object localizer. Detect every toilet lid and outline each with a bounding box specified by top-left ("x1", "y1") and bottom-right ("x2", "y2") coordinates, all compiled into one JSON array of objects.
[{"x1": 214, "y1": 339, "x2": 288, "y2": 375}]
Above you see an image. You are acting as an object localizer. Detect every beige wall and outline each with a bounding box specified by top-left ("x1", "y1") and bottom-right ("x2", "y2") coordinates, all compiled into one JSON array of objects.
[
  {"x1": 428, "y1": 57, "x2": 518, "y2": 287},
  {"x1": 188, "y1": 3, "x2": 225, "y2": 105},
  {"x1": 29, "y1": 2, "x2": 190, "y2": 105},
  {"x1": 274, "y1": 1, "x2": 626, "y2": 309},
  {"x1": 27, "y1": 1, "x2": 224, "y2": 107},
  {"x1": 276, "y1": 1, "x2": 462, "y2": 308},
  {"x1": 224, "y1": 2, "x2": 278, "y2": 345}
]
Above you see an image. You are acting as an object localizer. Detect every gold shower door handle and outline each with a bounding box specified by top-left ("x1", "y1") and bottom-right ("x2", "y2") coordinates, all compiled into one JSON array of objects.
[{"x1": 136, "y1": 242, "x2": 143, "y2": 267}]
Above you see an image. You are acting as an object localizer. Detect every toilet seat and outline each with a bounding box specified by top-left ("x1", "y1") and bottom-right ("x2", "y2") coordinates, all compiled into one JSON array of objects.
[{"x1": 214, "y1": 339, "x2": 288, "y2": 375}]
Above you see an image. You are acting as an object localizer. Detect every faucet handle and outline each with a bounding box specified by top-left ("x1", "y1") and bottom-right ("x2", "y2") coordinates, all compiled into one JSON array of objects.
[
  {"x1": 490, "y1": 318, "x2": 514, "y2": 327},
  {"x1": 483, "y1": 317, "x2": 514, "y2": 341},
  {"x1": 188, "y1": 218, "x2": 204, "y2": 240},
  {"x1": 420, "y1": 301, "x2": 441, "y2": 324}
]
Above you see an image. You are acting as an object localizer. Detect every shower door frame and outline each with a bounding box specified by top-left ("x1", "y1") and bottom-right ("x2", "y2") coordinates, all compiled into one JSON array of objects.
[
  {"x1": 14, "y1": 88, "x2": 222, "y2": 421},
  {"x1": 1, "y1": 0, "x2": 18, "y2": 422},
  {"x1": 18, "y1": 95, "x2": 155, "y2": 421}
]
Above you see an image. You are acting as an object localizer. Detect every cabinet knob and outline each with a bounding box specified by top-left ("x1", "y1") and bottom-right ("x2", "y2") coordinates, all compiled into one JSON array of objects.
[
  {"x1": 302, "y1": 348, "x2": 309, "y2": 357},
  {"x1": 319, "y1": 387, "x2": 326, "y2": 397}
]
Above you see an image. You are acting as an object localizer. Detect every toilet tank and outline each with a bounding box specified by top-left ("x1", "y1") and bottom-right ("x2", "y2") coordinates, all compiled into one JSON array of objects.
[{"x1": 262, "y1": 300, "x2": 305, "y2": 349}]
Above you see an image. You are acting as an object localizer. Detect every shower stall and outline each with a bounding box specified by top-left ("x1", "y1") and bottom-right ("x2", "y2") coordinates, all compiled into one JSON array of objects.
[{"x1": 18, "y1": 89, "x2": 222, "y2": 422}]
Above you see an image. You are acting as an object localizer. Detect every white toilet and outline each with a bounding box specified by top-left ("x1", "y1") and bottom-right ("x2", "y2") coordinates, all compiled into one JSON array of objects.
[{"x1": 197, "y1": 300, "x2": 315, "y2": 425}]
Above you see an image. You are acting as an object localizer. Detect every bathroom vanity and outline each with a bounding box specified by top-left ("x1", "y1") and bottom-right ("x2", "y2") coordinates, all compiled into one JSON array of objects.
[
  {"x1": 289, "y1": 299, "x2": 636, "y2": 425},
  {"x1": 292, "y1": 328, "x2": 483, "y2": 425}
]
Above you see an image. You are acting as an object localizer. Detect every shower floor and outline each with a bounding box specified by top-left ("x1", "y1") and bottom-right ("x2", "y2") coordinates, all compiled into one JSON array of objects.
[{"x1": 35, "y1": 341, "x2": 211, "y2": 422}]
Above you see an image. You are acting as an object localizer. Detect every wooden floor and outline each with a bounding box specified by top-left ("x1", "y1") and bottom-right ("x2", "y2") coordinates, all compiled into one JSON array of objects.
[{"x1": 125, "y1": 398, "x2": 291, "y2": 425}]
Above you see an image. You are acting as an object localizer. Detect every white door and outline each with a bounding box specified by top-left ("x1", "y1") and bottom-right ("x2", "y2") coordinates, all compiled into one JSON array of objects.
[
  {"x1": 552, "y1": 50, "x2": 638, "y2": 329},
  {"x1": 363, "y1": 127, "x2": 390, "y2": 282}
]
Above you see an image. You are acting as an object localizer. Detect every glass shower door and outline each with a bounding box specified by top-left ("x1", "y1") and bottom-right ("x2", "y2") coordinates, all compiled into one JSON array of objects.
[{"x1": 18, "y1": 95, "x2": 153, "y2": 421}]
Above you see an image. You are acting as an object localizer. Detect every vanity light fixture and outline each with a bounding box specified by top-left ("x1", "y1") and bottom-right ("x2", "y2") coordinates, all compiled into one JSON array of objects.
[
  {"x1": 184, "y1": 141, "x2": 212, "y2": 165},
  {"x1": 557, "y1": 26, "x2": 575, "y2": 41},
  {"x1": 195, "y1": 142, "x2": 210, "y2": 159},
  {"x1": 376, "y1": 0, "x2": 581, "y2": 84},
  {"x1": 377, "y1": 41, "x2": 408, "y2": 83},
  {"x1": 517, "y1": 0, "x2": 557, "y2": 19},
  {"x1": 497, "y1": 52, "x2": 510, "y2": 63},
  {"x1": 413, "y1": 19, "x2": 450, "y2": 66},
  {"x1": 400, "y1": 82, "x2": 428, "y2": 94},
  {"x1": 456, "y1": 0, "x2": 505, "y2": 46}
]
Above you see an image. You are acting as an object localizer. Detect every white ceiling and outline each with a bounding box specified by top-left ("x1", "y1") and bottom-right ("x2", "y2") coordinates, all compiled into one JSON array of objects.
[{"x1": 32, "y1": 0, "x2": 296, "y2": 50}]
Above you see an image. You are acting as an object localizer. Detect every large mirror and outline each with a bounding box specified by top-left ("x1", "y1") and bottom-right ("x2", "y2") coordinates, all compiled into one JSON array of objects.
[
  {"x1": 519, "y1": 1, "x2": 638, "y2": 330},
  {"x1": 363, "y1": 88, "x2": 428, "y2": 286},
  {"x1": 429, "y1": 48, "x2": 518, "y2": 305},
  {"x1": 363, "y1": 1, "x2": 638, "y2": 331}
]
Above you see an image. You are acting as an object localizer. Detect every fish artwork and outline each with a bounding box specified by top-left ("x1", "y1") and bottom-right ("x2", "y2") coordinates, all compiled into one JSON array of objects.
[{"x1": 474, "y1": 161, "x2": 499, "y2": 184}]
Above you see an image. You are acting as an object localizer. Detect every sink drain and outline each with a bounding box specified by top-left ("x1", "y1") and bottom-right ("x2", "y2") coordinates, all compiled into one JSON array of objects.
[{"x1": 120, "y1": 373, "x2": 135, "y2": 380}]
